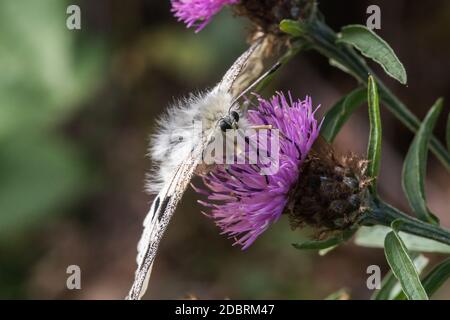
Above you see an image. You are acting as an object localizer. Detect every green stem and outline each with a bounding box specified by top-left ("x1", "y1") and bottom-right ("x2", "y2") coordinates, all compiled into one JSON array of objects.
[
  {"x1": 302, "y1": 18, "x2": 450, "y2": 170},
  {"x1": 361, "y1": 199, "x2": 450, "y2": 247}
]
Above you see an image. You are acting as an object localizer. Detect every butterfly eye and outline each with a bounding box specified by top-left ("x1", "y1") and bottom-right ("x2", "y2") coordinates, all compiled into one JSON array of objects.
[
  {"x1": 230, "y1": 111, "x2": 239, "y2": 122},
  {"x1": 219, "y1": 119, "x2": 232, "y2": 132}
]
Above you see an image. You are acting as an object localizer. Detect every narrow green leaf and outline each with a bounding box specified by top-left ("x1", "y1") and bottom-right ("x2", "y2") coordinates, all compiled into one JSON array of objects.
[
  {"x1": 386, "y1": 255, "x2": 429, "y2": 300},
  {"x1": 372, "y1": 254, "x2": 428, "y2": 300},
  {"x1": 337, "y1": 25, "x2": 407, "y2": 84},
  {"x1": 395, "y1": 257, "x2": 450, "y2": 300},
  {"x1": 390, "y1": 219, "x2": 403, "y2": 233},
  {"x1": 384, "y1": 222, "x2": 428, "y2": 300},
  {"x1": 293, "y1": 237, "x2": 341, "y2": 250},
  {"x1": 293, "y1": 229, "x2": 354, "y2": 251},
  {"x1": 355, "y1": 226, "x2": 450, "y2": 254},
  {"x1": 446, "y1": 113, "x2": 450, "y2": 152},
  {"x1": 402, "y1": 98, "x2": 443, "y2": 224},
  {"x1": 367, "y1": 76, "x2": 382, "y2": 194},
  {"x1": 421, "y1": 258, "x2": 450, "y2": 297},
  {"x1": 279, "y1": 19, "x2": 304, "y2": 37},
  {"x1": 320, "y1": 87, "x2": 366, "y2": 143}
]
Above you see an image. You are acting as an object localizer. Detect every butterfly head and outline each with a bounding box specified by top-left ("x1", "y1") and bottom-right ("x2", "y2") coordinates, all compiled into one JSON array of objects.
[{"x1": 219, "y1": 110, "x2": 240, "y2": 132}]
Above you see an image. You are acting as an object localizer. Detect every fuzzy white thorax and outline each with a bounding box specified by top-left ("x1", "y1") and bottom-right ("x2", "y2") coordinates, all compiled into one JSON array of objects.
[{"x1": 147, "y1": 87, "x2": 249, "y2": 193}]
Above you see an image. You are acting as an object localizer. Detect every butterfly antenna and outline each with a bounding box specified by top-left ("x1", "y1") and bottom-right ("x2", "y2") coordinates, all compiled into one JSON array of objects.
[{"x1": 230, "y1": 61, "x2": 282, "y2": 109}]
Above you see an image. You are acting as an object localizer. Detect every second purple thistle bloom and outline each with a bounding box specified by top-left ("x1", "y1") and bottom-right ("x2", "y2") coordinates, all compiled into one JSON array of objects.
[
  {"x1": 194, "y1": 92, "x2": 322, "y2": 249},
  {"x1": 171, "y1": 0, "x2": 240, "y2": 32}
]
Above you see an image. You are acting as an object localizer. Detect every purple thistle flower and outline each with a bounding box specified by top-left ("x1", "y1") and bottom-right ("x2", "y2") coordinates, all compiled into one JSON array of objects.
[
  {"x1": 171, "y1": 0, "x2": 239, "y2": 32},
  {"x1": 195, "y1": 92, "x2": 322, "y2": 249}
]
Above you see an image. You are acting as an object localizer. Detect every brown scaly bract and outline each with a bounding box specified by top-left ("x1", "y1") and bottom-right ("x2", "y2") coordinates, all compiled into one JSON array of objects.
[{"x1": 286, "y1": 139, "x2": 371, "y2": 238}]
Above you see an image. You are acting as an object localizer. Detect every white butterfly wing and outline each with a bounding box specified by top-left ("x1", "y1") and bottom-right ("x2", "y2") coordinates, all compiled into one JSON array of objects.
[
  {"x1": 127, "y1": 135, "x2": 210, "y2": 300},
  {"x1": 128, "y1": 37, "x2": 268, "y2": 300},
  {"x1": 216, "y1": 36, "x2": 267, "y2": 96}
]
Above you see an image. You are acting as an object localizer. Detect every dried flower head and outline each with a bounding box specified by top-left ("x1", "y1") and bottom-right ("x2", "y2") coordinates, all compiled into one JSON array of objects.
[
  {"x1": 171, "y1": 0, "x2": 240, "y2": 32},
  {"x1": 194, "y1": 92, "x2": 321, "y2": 249}
]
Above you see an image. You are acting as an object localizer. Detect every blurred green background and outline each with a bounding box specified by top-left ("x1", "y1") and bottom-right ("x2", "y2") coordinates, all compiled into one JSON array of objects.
[{"x1": 0, "y1": 0, "x2": 449, "y2": 299}]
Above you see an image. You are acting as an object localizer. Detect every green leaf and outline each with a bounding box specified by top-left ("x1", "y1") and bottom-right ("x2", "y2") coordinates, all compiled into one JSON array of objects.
[
  {"x1": 367, "y1": 76, "x2": 382, "y2": 194},
  {"x1": 293, "y1": 237, "x2": 341, "y2": 250},
  {"x1": 372, "y1": 254, "x2": 428, "y2": 300},
  {"x1": 355, "y1": 226, "x2": 450, "y2": 254},
  {"x1": 402, "y1": 99, "x2": 443, "y2": 224},
  {"x1": 293, "y1": 229, "x2": 354, "y2": 251},
  {"x1": 395, "y1": 257, "x2": 450, "y2": 300},
  {"x1": 279, "y1": 19, "x2": 304, "y2": 37},
  {"x1": 421, "y1": 258, "x2": 450, "y2": 297},
  {"x1": 320, "y1": 87, "x2": 366, "y2": 143},
  {"x1": 381, "y1": 255, "x2": 429, "y2": 300},
  {"x1": 337, "y1": 25, "x2": 407, "y2": 84},
  {"x1": 384, "y1": 222, "x2": 428, "y2": 300}
]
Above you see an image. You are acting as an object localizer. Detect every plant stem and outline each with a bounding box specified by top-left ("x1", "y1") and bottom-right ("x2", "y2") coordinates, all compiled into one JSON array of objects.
[
  {"x1": 361, "y1": 199, "x2": 450, "y2": 247},
  {"x1": 302, "y1": 17, "x2": 450, "y2": 170}
]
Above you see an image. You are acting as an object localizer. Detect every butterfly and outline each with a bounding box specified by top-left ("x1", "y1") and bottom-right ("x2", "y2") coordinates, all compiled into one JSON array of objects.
[{"x1": 127, "y1": 36, "x2": 280, "y2": 300}]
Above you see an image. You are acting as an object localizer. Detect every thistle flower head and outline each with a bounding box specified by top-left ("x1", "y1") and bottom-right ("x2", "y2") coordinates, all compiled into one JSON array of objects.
[
  {"x1": 195, "y1": 92, "x2": 321, "y2": 249},
  {"x1": 171, "y1": 0, "x2": 240, "y2": 32}
]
